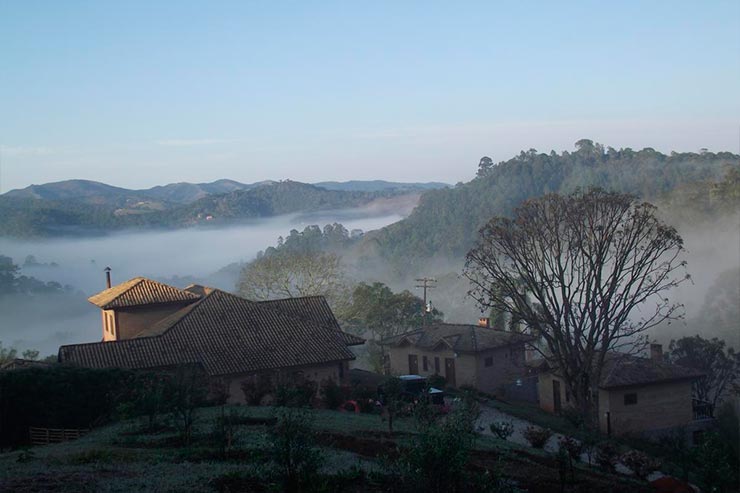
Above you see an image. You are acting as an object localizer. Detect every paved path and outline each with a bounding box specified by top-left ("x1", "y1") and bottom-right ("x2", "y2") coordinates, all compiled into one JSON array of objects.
[{"x1": 474, "y1": 400, "x2": 665, "y2": 480}]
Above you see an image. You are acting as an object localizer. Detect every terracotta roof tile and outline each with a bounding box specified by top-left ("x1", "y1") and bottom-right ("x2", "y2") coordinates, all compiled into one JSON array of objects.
[
  {"x1": 61, "y1": 290, "x2": 359, "y2": 376},
  {"x1": 88, "y1": 277, "x2": 201, "y2": 310},
  {"x1": 382, "y1": 323, "x2": 533, "y2": 353}
]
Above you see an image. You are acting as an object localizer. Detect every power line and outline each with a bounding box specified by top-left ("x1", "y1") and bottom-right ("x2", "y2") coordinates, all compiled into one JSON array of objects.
[{"x1": 415, "y1": 277, "x2": 437, "y2": 325}]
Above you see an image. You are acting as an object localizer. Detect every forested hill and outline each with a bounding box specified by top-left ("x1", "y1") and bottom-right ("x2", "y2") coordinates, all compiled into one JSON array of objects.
[
  {"x1": 362, "y1": 140, "x2": 739, "y2": 269},
  {"x1": 0, "y1": 181, "x2": 406, "y2": 238}
]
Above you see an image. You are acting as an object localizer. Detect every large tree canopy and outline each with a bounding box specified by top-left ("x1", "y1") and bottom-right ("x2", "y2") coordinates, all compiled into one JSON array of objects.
[
  {"x1": 464, "y1": 188, "x2": 688, "y2": 415},
  {"x1": 237, "y1": 250, "x2": 350, "y2": 311},
  {"x1": 669, "y1": 335, "x2": 739, "y2": 409}
]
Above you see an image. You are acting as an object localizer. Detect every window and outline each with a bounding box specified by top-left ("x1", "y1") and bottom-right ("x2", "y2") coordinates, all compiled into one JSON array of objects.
[
  {"x1": 408, "y1": 354, "x2": 419, "y2": 374},
  {"x1": 624, "y1": 393, "x2": 638, "y2": 406},
  {"x1": 422, "y1": 356, "x2": 428, "y2": 371},
  {"x1": 484, "y1": 356, "x2": 493, "y2": 367},
  {"x1": 434, "y1": 357, "x2": 440, "y2": 374}
]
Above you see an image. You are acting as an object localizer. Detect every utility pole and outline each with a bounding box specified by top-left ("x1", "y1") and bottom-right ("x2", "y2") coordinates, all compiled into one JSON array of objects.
[{"x1": 415, "y1": 277, "x2": 437, "y2": 326}]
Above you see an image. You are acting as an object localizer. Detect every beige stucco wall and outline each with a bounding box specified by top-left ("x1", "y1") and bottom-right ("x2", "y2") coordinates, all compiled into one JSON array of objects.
[
  {"x1": 387, "y1": 345, "x2": 476, "y2": 388},
  {"x1": 223, "y1": 360, "x2": 349, "y2": 404},
  {"x1": 107, "y1": 302, "x2": 193, "y2": 340},
  {"x1": 599, "y1": 380, "x2": 694, "y2": 435},
  {"x1": 539, "y1": 371, "x2": 695, "y2": 435},
  {"x1": 475, "y1": 344, "x2": 528, "y2": 395},
  {"x1": 387, "y1": 343, "x2": 527, "y2": 392}
]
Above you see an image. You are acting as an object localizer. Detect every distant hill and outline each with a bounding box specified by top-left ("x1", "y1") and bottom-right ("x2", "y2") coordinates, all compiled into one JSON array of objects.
[
  {"x1": 3, "y1": 179, "x2": 154, "y2": 208},
  {"x1": 360, "y1": 141, "x2": 740, "y2": 271},
  {"x1": 3, "y1": 179, "x2": 446, "y2": 206},
  {"x1": 0, "y1": 180, "x2": 411, "y2": 238},
  {"x1": 314, "y1": 180, "x2": 448, "y2": 192}
]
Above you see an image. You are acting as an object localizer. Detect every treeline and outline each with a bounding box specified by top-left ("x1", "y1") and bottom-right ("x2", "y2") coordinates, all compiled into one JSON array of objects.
[
  {"x1": 0, "y1": 181, "x2": 401, "y2": 238},
  {"x1": 367, "y1": 140, "x2": 739, "y2": 270}
]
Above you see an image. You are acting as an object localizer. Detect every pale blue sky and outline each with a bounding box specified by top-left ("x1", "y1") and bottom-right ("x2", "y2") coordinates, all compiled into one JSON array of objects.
[{"x1": 1, "y1": 1, "x2": 738, "y2": 191}]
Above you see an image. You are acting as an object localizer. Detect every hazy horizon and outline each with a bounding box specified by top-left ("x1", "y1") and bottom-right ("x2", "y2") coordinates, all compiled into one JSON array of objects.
[{"x1": 2, "y1": 1, "x2": 738, "y2": 192}]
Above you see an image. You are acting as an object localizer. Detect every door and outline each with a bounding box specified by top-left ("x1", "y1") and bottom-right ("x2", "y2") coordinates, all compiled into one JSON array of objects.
[
  {"x1": 445, "y1": 358, "x2": 456, "y2": 387},
  {"x1": 408, "y1": 354, "x2": 418, "y2": 374},
  {"x1": 553, "y1": 379, "x2": 562, "y2": 413}
]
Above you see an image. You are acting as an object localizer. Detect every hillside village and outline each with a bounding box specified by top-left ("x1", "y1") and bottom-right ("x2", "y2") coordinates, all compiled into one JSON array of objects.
[{"x1": 1, "y1": 253, "x2": 737, "y2": 492}]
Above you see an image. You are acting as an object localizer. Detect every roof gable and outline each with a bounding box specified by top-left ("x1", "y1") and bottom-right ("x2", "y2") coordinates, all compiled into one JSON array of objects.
[
  {"x1": 88, "y1": 277, "x2": 201, "y2": 310},
  {"x1": 382, "y1": 323, "x2": 533, "y2": 353},
  {"x1": 62, "y1": 289, "x2": 360, "y2": 376}
]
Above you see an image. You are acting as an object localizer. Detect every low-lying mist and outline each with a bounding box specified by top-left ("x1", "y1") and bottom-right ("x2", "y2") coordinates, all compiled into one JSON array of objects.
[{"x1": 0, "y1": 208, "x2": 405, "y2": 357}]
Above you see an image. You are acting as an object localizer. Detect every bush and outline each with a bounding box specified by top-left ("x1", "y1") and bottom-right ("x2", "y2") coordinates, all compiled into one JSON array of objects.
[
  {"x1": 392, "y1": 404, "x2": 478, "y2": 492},
  {"x1": 241, "y1": 374, "x2": 273, "y2": 405},
  {"x1": 558, "y1": 435, "x2": 583, "y2": 460},
  {"x1": 275, "y1": 381, "x2": 318, "y2": 408},
  {"x1": 595, "y1": 441, "x2": 619, "y2": 473},
  {"x1": 620, "y1": 449, "x2": 660, "y2": 479},
  {"x1": 489, "y1": 420, "x2": 514, "y2": 440},
  {"x1": 523, "y1": 426, "x2": 552, "y2": 448},
  {"x1": 320, "y1": 379, "x2": 346, "y2": 409},
  {"x1": 269, "y1": 408, "x2": 323, "y2": 492}
]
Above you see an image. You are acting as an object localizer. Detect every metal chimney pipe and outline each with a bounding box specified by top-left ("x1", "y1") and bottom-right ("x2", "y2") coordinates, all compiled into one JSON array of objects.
[{"x1": 104, "y1": 267, "x2": 112, "y2": 289}]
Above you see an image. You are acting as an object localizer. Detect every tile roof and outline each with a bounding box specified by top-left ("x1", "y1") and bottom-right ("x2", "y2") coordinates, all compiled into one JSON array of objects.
[
  {"x1": 528, "y1": 353, "x2": 705, "y2": 388},
  {"x1": 88, "y1": 277, "x2": 201, "y2": 310},
  {"x1": 381, "y1": 323, "x2": 534, "y2": 353},
  {"x1": 599, "y1": 353, "x2": 705, "y2": 389},
  {"x1": 60, "y1": 289, "x2": 359, "y2": 376},
  {"x1": 258, "y1": 296, "x2": 365, "y2": 346}
]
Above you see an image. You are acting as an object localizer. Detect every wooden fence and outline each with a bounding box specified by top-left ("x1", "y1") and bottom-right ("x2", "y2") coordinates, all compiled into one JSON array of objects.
[{"x1": 29, "y1": 427, "x2": 89, "y2": 445}]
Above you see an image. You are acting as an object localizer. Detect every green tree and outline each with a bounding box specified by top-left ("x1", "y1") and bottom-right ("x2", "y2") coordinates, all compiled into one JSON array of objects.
[
  {"x1": 464, "y1": 189, "x2": 688, "y2": 419},
  {"x1": 343, "y1": 282, "x2": 443, "y2": 371},
  {"x1": 669, "y1": 335, "x2": 739, "y2": 409}
]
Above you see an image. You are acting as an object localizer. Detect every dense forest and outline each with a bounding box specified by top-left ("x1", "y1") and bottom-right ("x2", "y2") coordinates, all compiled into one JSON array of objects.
[{"x1": 362, "y1": 140, "x2": 739, "y2": 271}]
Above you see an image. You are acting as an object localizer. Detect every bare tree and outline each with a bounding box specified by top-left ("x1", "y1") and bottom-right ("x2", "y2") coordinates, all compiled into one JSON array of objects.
[{"x1": 464, "y1": 189, "x2": 688, "y2": 417}]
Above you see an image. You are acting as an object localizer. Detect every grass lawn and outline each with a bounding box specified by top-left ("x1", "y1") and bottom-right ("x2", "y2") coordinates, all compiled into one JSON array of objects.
[{"x1": 0, "y1": 404, "x2": 654, "y2": 492}]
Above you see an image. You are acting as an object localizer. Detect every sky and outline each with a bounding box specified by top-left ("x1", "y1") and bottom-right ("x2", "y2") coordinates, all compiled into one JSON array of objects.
[{"x1": 1, "y1": 1, "x2": 739, "y2": 192}]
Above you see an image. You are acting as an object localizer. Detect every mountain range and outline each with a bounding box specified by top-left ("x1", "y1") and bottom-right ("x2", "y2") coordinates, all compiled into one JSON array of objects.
[
  {"x1": 3, "y1": 179, "x2": 448, "y2": 205},
  {"x1": 0, "y1": 179, "x2": 447, "y2": 238}
]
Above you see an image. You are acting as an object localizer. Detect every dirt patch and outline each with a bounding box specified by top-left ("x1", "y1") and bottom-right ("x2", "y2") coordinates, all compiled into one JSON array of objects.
[{"x1": 315, "y1": 431, "x2": 400, "y2": 459}]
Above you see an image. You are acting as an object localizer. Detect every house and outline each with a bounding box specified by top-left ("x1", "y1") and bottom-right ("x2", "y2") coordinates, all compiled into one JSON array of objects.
[
  {"x1": 534, "y1": 344, "x2": 711, "y2": 439},
  {"x1": 380, "y1": 318, "x2": 533, "y2": 395},
  {"x1": 59, "y1": 277, "x2": 364, "y2": 403}
]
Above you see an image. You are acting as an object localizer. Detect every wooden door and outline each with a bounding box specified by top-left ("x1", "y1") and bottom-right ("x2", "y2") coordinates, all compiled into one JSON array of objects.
[
  {"x1": 553, "y1": 379, "x2": 562, "y2": 413},
  {"x1": 445, "y1": 358, "x2": 456, "y2": 387},
  {"x1": 408, "y1": 354, "x2": 419, "y2": 374}
]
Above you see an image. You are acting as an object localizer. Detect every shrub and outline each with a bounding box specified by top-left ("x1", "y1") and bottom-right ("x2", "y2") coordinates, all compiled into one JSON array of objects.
[
  {"x1": 489, "y1": 420, "x2": 514, "y2": 440},
  {"x1": 393, "y1": 404, "x2": 478, "y2": 492},
  {"x1": 595, "y1": 441, "x2": 619, "y2": 473},
  {"x1": 241, "y1": 373, "x2": 273, "y2": 405},
  {"x1": 320, "y1": 379, "x2": 345, "y2": 409},
  {"x1": 523, "y1": 426, "x2": 552, "y2": 448},
  {"x1": 269, "y1": 408, "x2": 323, "y2": 492},
  {"x1": 620, "y1": 449, "x2": 660, "y2": 480},
  {"x1": 558, "y1": 435, "x2": 583, "y2": 461},
  {"x1": 275, "y1": 381, "x2": 318, "y2": 408},
  {"x1": 560, "y1": 407, "x2": 586, "y2": 428}
]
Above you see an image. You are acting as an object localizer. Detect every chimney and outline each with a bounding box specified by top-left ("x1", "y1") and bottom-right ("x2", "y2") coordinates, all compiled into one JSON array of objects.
[
  {"x1": 104, "y1": 267, "x2": 112, "y2": 289},
  {"x1": 478, "y1": 317, "x2": 491, "y2": 328},
  {"x1": 650, "y1": 343, "x2": 663, "y2": 361}
]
